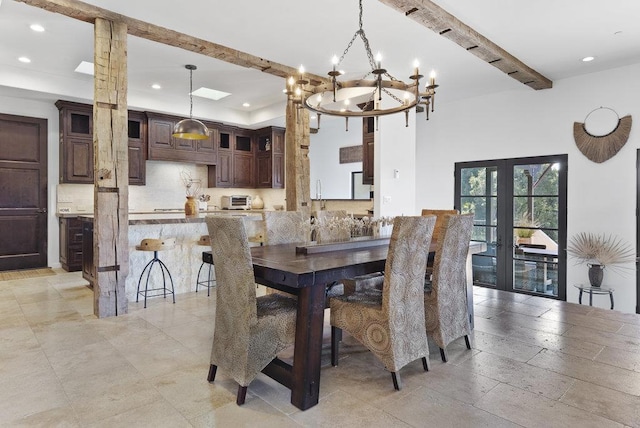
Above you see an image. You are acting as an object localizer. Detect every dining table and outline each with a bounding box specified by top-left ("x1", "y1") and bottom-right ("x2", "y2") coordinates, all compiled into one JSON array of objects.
[{"x1": 249, "y1": 237, "x2": 485, "y2": 410}]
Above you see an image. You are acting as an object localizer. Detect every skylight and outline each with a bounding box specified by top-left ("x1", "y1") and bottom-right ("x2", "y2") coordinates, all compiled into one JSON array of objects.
[
  {"x1": 191, "y1": 87, "x2": 231, "y2": 101},
  {"x1": 74, "y1": 61, "x2": 94, "y2": 76}
]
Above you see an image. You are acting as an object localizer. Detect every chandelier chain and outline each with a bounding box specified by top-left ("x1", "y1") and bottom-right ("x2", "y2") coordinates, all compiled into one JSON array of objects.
[{"x1": 189, "y1": 68, "x2": 194, "y2": 118}]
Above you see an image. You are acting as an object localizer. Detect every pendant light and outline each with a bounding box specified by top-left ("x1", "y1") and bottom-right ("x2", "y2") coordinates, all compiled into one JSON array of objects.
[{"x1": 173, "y1": 64, "x2": 210, "y2": 140}]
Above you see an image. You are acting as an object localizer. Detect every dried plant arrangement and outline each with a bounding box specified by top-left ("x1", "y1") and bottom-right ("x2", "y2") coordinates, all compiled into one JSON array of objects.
[{"x1": 567, "y1": 232, "x2": 635, "y2": 274}]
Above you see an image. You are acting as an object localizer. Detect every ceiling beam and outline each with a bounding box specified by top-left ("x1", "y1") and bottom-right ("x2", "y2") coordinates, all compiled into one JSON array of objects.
[
  {"x1": 378, "y1": 0, "x2": 553, "y2": 90},
  {"x1": 14, "y1": 0, "x2": 331, "y2": 86}
]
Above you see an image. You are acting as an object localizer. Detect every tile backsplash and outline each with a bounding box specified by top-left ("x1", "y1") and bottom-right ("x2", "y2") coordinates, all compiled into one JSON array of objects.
[{"x1": 56, "y1": 161, "x2": 288, "y2": 213}]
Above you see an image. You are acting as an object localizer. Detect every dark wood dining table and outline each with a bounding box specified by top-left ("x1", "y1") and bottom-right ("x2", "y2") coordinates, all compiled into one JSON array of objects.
[
  {"x1": 250, "y1": 240, "x2": 390, "y2": 410},
  {"x1": 250, "y1": 239, "x2": 484, "y2": 410}
]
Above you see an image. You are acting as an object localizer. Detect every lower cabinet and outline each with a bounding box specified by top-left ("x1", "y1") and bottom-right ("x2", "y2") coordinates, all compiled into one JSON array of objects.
[
  {"x1": 59, "y1": 217, "x2": 83, "y2": 272},
  {"x1": 82, "y1": 219, "x2": 94, "y2": 286}
]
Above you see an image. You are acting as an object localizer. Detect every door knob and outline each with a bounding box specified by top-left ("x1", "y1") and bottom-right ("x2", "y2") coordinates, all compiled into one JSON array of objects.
[{"x1": 37, "y1": 208, "x2": 47, "y2": 213}]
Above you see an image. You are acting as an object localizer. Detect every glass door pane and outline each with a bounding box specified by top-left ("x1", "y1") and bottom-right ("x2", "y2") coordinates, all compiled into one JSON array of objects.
[
  {"x1": 459, "y1": 166, "x2": 498, "y2": 287},
  {"x1": 512, "y1": 162, "x2": 560, "y2": 296}
]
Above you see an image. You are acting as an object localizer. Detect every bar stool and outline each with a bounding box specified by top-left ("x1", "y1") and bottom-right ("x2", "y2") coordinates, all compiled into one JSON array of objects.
[
  {"x1": 135, "y1": 238, "x2": 176, "y2": 308},
  {"x1": 196, "y1": 235, "x2": 216, "y2": 296}
]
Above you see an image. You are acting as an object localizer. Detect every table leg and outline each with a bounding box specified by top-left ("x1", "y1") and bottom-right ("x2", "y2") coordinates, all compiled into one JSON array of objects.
[
  {"x1": 578, "y1": 289, "x2": 583, "y2": 305},
  {"x1": 610, "y1": 292, "x2": 614, "y2": 310},
  {"x1": 290, "y1": 284, "x2": 325, "y2": 410},
  {"x1": 589, "y1": 291, "x2": 593, "y2": 306}
]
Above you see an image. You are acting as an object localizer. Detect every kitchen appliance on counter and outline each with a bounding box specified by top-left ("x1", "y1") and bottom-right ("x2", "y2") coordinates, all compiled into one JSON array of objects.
[{"x1": 221, "y1": 195, "x2": 252, "y2": 210}]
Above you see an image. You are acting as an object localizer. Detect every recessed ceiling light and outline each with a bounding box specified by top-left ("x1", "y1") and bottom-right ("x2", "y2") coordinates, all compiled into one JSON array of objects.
[
  {"x1": 242, "y1": 102, "x2": 250, "y2": 107},
  {"x1": 151, "y1": 83, "x2": 161, "y2": 90},
  {"x1": 582, "y1": 56, "x2": 595, "y2": 62},
  {"x1": 30, "y1": 24, "x2": 45, "y2": 32},
  {"x1": 74, "y1": 61, "x2": 94, "y2": 75},
  {"x1": 191, "y1": 87, "x2": 231, "y2": 101},
  {"x1": 18, "y1": 57, "x2": 31, "y2": 63}
]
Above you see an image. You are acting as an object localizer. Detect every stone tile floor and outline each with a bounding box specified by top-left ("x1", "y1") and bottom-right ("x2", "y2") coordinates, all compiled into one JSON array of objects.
[{"x1": 1, "y1": 270, "x2": 639, "y2": 427}]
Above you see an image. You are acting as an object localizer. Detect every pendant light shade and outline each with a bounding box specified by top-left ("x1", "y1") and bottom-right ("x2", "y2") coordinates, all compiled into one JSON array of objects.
[{"x1": 173, "y1": 64, "x2": 209, "y2": 140}]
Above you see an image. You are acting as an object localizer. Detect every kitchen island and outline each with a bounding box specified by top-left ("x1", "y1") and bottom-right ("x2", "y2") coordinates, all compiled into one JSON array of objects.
[{"x1": 80, "y1": 212, "x2": 264, "y2": 302}]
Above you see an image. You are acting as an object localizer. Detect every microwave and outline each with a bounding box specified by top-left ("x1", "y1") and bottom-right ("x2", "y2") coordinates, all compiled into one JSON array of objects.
[{"x1": 221, "y1": 195, "x2": 251, "y2": 210}]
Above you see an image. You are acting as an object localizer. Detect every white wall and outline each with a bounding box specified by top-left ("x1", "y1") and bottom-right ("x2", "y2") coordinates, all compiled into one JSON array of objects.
[
  {"x1": 0, "y1": 93, "x2": 60, "y2": 268},
  {"x1": 416, "y1": 62, "x2": 640, "y2": 313},
  {"x1": 309, "y1": 116, "x2": 363, "y2": 200},
  {"x1": 375, "y1": 112, "x2": 417, "y2": 217}
]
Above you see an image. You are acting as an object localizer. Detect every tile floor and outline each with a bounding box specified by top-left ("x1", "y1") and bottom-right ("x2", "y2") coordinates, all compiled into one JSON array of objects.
[{"x1": 1, "y1": 270, "x2": 639, "y2": 427}]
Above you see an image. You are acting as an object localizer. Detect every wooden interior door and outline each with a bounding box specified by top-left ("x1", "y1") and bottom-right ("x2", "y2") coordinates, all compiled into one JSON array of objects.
[{"x1": 0, "y1": 113, "x2": 48, "y2": 270}]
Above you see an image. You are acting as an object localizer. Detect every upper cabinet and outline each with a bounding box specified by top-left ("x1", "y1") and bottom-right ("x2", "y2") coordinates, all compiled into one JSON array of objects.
[
  {"x1": 146, "y1": 112, "x2": 218, "y2": 165},
  {"x1": 255, "y1": 126, "x2": 285, "y2": 189},
  {"x1": 362, "y1": 117, "x2": 374, "y2": 185},
  {"x1": 207, "y1": 126, "x2": 256, "y2": 188},
  {"x1": 56, "y1": 100, "x2": 147, "y2": 185}
]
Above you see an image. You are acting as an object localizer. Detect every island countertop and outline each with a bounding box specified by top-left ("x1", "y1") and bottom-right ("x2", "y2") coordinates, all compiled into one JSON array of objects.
[{"x1": 74, "y1": 211, "x2": 263, "y2": 225}]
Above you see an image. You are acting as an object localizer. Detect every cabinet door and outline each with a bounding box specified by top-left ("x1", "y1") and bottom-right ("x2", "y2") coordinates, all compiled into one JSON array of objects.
[
  {"x1": 216, "y1": 151, "x2": 232, "y2": 187},
  {"x1": 128, "y1": 142, "x2": 145, "y2": 185},
  {"x1": 362, "y1": 117, "x2": 374, "y2": 185},
  {"x1": 63, "y1": 137, "x2": 93, "y2": 183},
  {"x1": 65, "y1": 107, "x2": 93, "y2": 138},
  {"x1": 128, "y1": 112, "x2": 147, "y2": 185},
  {"x1": 256, "y1": 154, "x2": 272, "y2": 188},
  {"x1": 148, "y1": 117, "x2": 174, "y2": 153},
  {"x1": 233, "y1": 152, "x2": 254, "y2": 188},
  {"x1": 272, "y1": 153, "x2": 284, "y2": 189}
]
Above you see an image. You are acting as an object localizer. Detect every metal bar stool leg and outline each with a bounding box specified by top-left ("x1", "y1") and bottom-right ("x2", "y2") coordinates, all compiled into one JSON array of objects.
[{"x1": 157, "y1": 258, "x2": 175, "y2": 304}]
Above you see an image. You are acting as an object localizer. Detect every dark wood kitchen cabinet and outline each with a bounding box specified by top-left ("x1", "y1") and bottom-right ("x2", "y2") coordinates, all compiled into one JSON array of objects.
[
  {"x1": 362, "y1": 117, "x2": 374, "y2": 185},
  {"x1": 59, "y1": 217, "x2": 83, "y2": 272},
  {"x1": 146, "y1": 112, "x2": 218, "y2": 165},
  {"x1": 81, "y1": 218, "x2": 94, "y2": 286},
  {"x1": 255, "y1": 126, "x2": 285, "y2": 188},
  {"x1": 233, "y1": 128, "x2": 255, "y2": 188},
  {"x1": 56, "y1": 100, "x2": 147, "y2": 185},
  {"x1": 207, "y1": 126, "x2": 256, "y2": 188}
]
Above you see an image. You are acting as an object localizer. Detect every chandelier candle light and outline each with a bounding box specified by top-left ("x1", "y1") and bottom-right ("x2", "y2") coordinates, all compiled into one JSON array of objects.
[{"x1": 286, "y1": 0, "x2": 439, "y2": 129}]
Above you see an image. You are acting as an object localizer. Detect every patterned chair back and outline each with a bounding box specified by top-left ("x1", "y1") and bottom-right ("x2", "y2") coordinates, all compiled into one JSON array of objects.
[
  {"x1": 382, "y1": 216, "x2": 436, "y2": 318},
  {"x1": 263, "y1": 211, "x2": 307, "y2": 245},
  {"x1": 206, "y1": 216, "x2": 256, "y2": 362},
  {"x1": 421, "y1": 209, "x2": 459, "y2": 242},
  {"x1": 427, "y1": 214, "x2": 474, "y2": 345}
]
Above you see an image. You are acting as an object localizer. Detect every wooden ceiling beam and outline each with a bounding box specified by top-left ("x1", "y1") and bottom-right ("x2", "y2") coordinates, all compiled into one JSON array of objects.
[
  {"x1": 378, "y1": 0, "x2": 553, "y2": 90},
  {"x1": 14, "y1": 0, "x2": 331, "y2": 86}
]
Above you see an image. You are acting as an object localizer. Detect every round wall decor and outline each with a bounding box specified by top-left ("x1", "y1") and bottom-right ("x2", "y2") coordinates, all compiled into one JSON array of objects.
[{"x1": 573, "y1": 107, "x2": 632, "y2": 163}]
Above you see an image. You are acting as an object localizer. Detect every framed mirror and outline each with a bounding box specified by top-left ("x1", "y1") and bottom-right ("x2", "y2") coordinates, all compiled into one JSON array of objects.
[{"x1": 352, "y1": 171, "x2": 372, "y2": 200}]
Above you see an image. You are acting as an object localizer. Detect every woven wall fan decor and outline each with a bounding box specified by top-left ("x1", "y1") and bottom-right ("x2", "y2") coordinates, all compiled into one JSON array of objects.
[{"x1": 573, "y1": 107, "x2": 632, "y2": 163}]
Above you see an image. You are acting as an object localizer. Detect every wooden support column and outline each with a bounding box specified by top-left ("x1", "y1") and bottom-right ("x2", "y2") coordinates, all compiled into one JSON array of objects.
[
  {"x1": 284, "y1": 98, "x2": 311, "y2": 218},
  {"x1": 93, "y1": 18, "x2": 129, "y2": 317}
]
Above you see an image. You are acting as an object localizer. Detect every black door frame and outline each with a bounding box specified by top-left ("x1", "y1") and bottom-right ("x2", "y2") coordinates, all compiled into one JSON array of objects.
[
  {"x1": 455, "y1": 154, "x2": 568, "y2": 300},
  {"x1": 636, "y1": 150, "x2": 640, "y2": 314}
]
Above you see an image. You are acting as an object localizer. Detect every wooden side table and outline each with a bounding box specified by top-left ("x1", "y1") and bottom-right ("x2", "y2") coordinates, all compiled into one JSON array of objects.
[{"x1": 574, "y1": 284, "x2": 614, "y2": 309}]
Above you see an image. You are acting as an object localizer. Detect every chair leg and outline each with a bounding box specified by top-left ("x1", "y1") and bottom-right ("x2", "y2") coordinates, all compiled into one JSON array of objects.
[
  {"x1": 422, "y1": 357, "x2": 430, "y2": 372},
  {"x1": 207, "y1": 364, "x2": 217, "y2": 382},
  {"x1": 464, "y1": 335, "x2": 471, "y2": 350},
  {"x1": 196, "y1": 261, "x2": 205, "y2": 293},
  {"x1": 439, "y1": 347, "x2": 448, "y2": 362},
  {"x1": 331, "y1": 326, "x2": 341, "y2": 366},
  {"x1": 236, "y1": 385, "x2": 248, "y2": 405},
  {"x1": 391, "y1": 372, "x2": 402, "y2": 390},
  {"x1": 157, "y1": 258, "x2": 175, "y2": 304}
]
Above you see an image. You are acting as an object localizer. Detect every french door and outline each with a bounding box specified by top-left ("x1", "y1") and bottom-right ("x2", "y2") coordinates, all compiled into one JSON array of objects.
[{"x1": 455, "y1": 155, "x2": 567, "y2": 299}]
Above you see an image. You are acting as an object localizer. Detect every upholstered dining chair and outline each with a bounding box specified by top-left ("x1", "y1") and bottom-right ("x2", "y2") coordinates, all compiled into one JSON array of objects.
[
  {"x1": 263, "y1": 211, "x2": 307, "y2": 245},
  {"x1": 205, "y1": 216, "x2": 297, "y2": 405},
  {"x1": 420, "y1": 209, "x2": 459, "y2": 242},
  {"x1": 421, "y1": 208, "x2": 460, "y2": 284},
  {"x1": 330, "y1": 215, "x2": 436, "y2": 390},
  {"x1": 424, "y1": 213, "x2": 474, "y2": 362}
]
